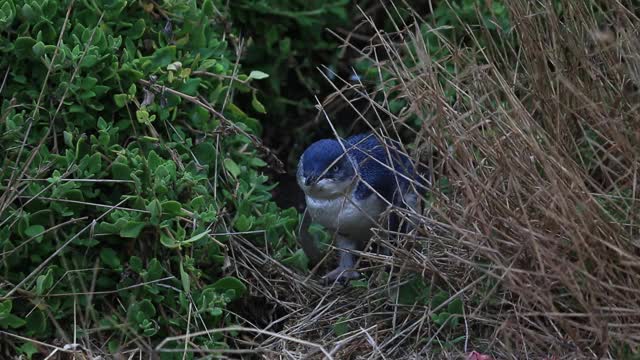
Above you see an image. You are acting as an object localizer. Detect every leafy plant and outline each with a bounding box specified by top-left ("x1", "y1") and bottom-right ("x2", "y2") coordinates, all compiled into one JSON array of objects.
[
  {"x1": 0, "y1": 0, "x2": 302, "y2": 355},
  {"x1": 398, "y1": 276, "x2": 465, "y2": 330},
  {"x1": 228, "y1": 0, "x2": 350, "y2": 117}
]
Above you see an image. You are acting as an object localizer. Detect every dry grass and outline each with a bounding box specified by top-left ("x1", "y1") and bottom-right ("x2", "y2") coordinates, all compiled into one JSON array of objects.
[{"x1": 221, "y1": 0, "x2": 640, "y2": 358}]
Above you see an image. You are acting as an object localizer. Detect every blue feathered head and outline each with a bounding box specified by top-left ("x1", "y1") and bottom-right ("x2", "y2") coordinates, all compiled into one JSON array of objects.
[{"x1": 297, "y1": 138, "x2": 355, "y2": 186}]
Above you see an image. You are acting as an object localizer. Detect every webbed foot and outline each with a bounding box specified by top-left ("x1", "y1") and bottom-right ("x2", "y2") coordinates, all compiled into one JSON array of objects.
[{"x1": 322, "y1": 266, "x2": 360, "y2": 285}]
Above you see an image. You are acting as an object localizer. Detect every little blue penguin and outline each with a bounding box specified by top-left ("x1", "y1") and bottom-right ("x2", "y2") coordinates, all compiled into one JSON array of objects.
[{"x1": 297, "y1": 133, "x2": 425, "y2": 284}]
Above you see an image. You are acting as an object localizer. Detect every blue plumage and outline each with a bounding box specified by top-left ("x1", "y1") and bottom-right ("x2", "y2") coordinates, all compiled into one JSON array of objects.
[{"x1": 342, "y1": 133, "x2": 419, "y2": 203}]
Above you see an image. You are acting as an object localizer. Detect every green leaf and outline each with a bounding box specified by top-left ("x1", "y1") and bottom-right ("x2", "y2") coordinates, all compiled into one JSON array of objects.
[
  {"x1": 0, "y1": 300, "x2": 12, "y2": 316},
  {"x1": 80, "y1": 54, "x2": 98, "y2": 68},
  {"x1": 128, "y1": 18, "x2": 146, "y2": 39},
  {"x1": 35, "y1": 270, "x2": 53, "y2": 295},
  {"x1": 202, "y1": 0, "x2": 215, "y2": 16},
  {"x1": 280, "y1": 249, "x2": 309, "y2": 272},
  {"x1": 150, "y1": 45, "x2": 176, "y2": 68},
  {"x1": 179, "y1": 261, "x2": 190, "y2": 293},
  {"x1": 108, "y1": 340, "x2": 119, "y2": 354},
  {"x1": 308, "y1": 223, "x2": 331, "y2": 250},
  {"x1": 145, "y1": 259, "x2": 163, "y2": 281},
  {"x1": 193, "y1": 142, "x2": 216, "y2": 164},
  {"x1": 211, "y1": 277, "x2": 246, "y2": 301},
  {"x1": 210, "y1": 307, "x2": 223, "y2": 317},
  {"x1": 248, "y1": 157, "x2": 267, "y2": 167},
  {"x1": 128, "y1": 299, "x2": 156, "y2": 325},
  {"x1": 136, "y1": 109, "x2": 155, "y2": 124},
  {"x1": 227, "y1": 102, "x2": 247, "y2": 118},
  {"x1": 160, "y1": 232, "x2": 179, "y2": 249},
  {"x1": 431, "y1": 290, "x2": 449, "y2": 309},
  {"x1": 248, "y1": 70, "x2": 269, "y2": 80},
  {"x1": 84, "y1": 153, "x2": 102, "y2": 175},
  {"x1": 74, "y1": 237, "x2": 99, "y2": 248},
  {"x1": 100, "y1": 248, "x2": 121, "y2": 269},
  {"x1": 179, "y1": 78, "x2": 200, "y2": 95},
  {"x1": 31, "y1": 41, "x2": 45, "y2": 57},
  {"x1": 279, "y1": 37, "x2": 291, "y2": 54},
  {"x1": 25, "y1": 310, "x2": 46, "y2": 336},
  {"x1": 14, "y1": 37, "x2": 36, "y2": 58},
  {"x1": 103, "y1": 0, "x2": 126, "y2": 16},
  {"x1": 447, "y1": 298, "x2": 463, "y2": 315},
  {"x1": 63, "y1": 131, "x2": 73, "y2": 147},
  {"x1": 147, "y1": 150, "x2": 162, "y2": 171},
  {"x1": 251, "y1": 93, "x2": 266, "y2": 114},
  {"x1": 97, "y1": 117, "x2": 108, "y2": 130},
  {"x1": 18, "y1": 342, "x2": 38, "y2": 358},
  {"x1": 431, "y1": 312, "x2": 450, "y2": 326},
  {"x1": 333, "y1": 317, "x2": 350, "y2": 336},
  {"x1": 96, "y1": 222, "x2": 119, "y2": 234},
  {"x1": 0, "y1": 0, "x2": 15, "y2": 30},
  {"x1": 81, "y1": 76, "x2": 98, "y2": 89},
  {"x1": 233, "y1": 214, "x2": 253, "y2": 232},
  {"x1": 182, "y1": 230, "x2": 210, "y2": 245},
  {"x1": 24, "y1": 225, "x2": 45, "y2": 241},
  {"x1": 142, "y1": 322, "x2": 158, "y2": 336},
  {"x1": 129, "y1": 256, "x2": 143, "y2": 273},
  {"x1": 350, "y1": 279, "x2": 368, "y2": 288},
  {"x1": 161, "y1": 200, "x2": 182, "y2": 216},
  {"x1": 190, "y1": 195, "x2": 205, "y2": 211},
  {"x1": 398, "y1": 277, "x2": 429, "y2": 305},
  {"x1": 223, "y1": 158, "x2": 241, "y2": 177},
  {"x1": 120, "y1": 221, "x2": 145, "y2": 238},
  {"x1": 114, "y1": 94, "x2": 128, "y2": 108},
  {"x1": 111, "y1": 162, "x2": 132, "y2": 180},
  {"x1": 147, "y1": 199, "x2": 162, "y2": 225},
  {"x1": 20, "y1": 3, "x2": 35, "y2": 19},
  {"x1": 0, "y1": 314, "x2": 26, "y2": 329}
]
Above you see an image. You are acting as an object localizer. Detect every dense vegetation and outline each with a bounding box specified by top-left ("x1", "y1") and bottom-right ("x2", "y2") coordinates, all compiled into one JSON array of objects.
[
  {"x1": 1, "y1": 0, "x2": 639, "y2": 358},
  {"x1": 0, "y1": 0, "x2": 310, "y2": 356}
]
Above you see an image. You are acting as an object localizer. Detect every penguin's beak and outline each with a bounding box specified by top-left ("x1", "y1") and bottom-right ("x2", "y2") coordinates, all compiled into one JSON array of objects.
[{"x1": 304, "y1": 176, "x2": 317, "y2": 187}]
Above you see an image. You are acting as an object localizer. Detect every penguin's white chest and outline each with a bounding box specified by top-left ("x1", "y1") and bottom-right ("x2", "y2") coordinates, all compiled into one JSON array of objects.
[{"x1": 305, "y1": 192, "x2": 385, "y2": 239}]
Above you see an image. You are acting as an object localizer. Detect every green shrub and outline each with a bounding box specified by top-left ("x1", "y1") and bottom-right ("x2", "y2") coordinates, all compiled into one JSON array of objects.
[
  {"x1": 228, "y1": 0, "x2": 350, "y2": 118},
  {"x1": 224, "y1": 0, "x2": 354, "y2": 166},
  {"x1": 0, "y1": 0, "x2": 301, "y2": 355}
]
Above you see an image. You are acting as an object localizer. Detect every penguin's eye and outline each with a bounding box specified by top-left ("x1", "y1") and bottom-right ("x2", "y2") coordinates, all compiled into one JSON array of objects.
[{"x1": 331, "y1": 164, "x2": 340, "y2": 172}]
